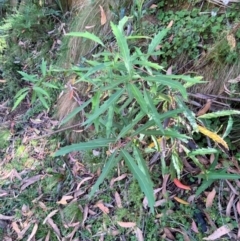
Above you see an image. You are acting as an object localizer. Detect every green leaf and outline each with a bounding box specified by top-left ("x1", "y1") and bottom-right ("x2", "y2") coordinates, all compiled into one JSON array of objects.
[
  {"x1": 195, "y1": 179, "x2": 214, "y2": 197},
  {"x1": 36, "y1": 92, "x2": 49, "y2": 109},
  {"x1": 40, "y1": 58, "x2": 47, "y2": 77},
  {"x1": 121, "y1": 150, "x2": 155, "y2": 213},
  {"x1": 33, "y1": 86, "x2": 50, "y2": 98},
  {"x1": 89, "y1": 152, "x2": 121, "y2": 198},
  {"x1": 133, "y1": 146, "x2": 153, "y2": 184},
  {"x1": 14, "y1": 87, "x2": 29, "y2": 99},
  {"x1": 142, "y1": 129, "x2": 189, "y2": 141},
  {"x1": 60, "y1": 99, "x2": 91, "y2": 126},
  {"x1": 111, "y1": 20, "x2": 131, "y2": 74},
  {"x1": 131, "y1": 109, "x2": 184, "y2": 137},
  {"x1": 147, "y1": 28, "x2": 169, "y2": 55},
  {"x1": 42, "y1": 82, "x2": 59, "y2": 89},
  {"x1": 12, "y1": 89, "x2": 29, "y2": 110},
  {"x1": 82, "y1": 89, "x2": 124, "y2": 126},
  {"x1": 132, "y1": 60, "x2": 163, "y2": 70},
  {"x1": 198, "y1": 110, "x2": 240, "y2": 119},
  {"x1": 144, "y1": 90, "x2": 164, "y2": 132},
  {"x1": 176, "y1": 96, "x2": 198, "y2": 131},
  {"x1": 106, "y1": 106, "x2": 114, "y2": 138},
  {"x1": 190, "y1": 148, "x2": 218, "y2": 156},
  {"x1": 145, "y1": 76, "x2": 187, "y2": 99},
  {"x1": 171, "y1": 151, "x2": 182, "y2": 179},
  {"x1": 54, "y1": 138, "x2": 115, "y2": 156},
  {"x1": 117, "y1": 111, "x2": 145, "y2": 140},
  {"x1": 129, "y1": 84, "x2": 148, "y2": 113},
  {"x1": 18, "y1": 71, "x2": 38, "y2": 82},
  {"x1": 223, "y1": 116, "x2": 233, "y2": 139},
  {"x1": 66, "y1": 32, "x2": 105, "y2": 46},
  {"x1": 205, "y1": 170, "x2": 240, "y2": 180}
]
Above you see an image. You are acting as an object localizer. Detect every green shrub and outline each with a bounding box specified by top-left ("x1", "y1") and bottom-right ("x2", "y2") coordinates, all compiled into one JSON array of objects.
[{"x1": 54, "y1": 16, "x2": 205, "y2": 212}]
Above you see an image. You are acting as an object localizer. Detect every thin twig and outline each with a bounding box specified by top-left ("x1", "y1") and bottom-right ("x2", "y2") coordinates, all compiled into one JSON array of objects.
[{"x1": 26, "y1": 123, "x2": 83, "y2": 141}]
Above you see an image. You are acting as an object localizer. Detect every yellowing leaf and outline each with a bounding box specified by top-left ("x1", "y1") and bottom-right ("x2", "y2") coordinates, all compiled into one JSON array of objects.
[
  {"x1": 197, "y1": 125, "x2": 229, "y2": 150},
  {"x1": 174, "y1": 196, "x2": 189, "y2": 205},
  {"x1": 148, "y1": 137, "x2": 162, "y2": 148}
]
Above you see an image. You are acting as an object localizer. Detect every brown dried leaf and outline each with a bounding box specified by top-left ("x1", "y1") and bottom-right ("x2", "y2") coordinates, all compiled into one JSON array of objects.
[
  {"x1": 164, "y1": 227, "x2": 175, "y2": 240},
  {"x1": 226, "y1": 193, "x2": 235, "y2": 217},
  {"x1": 0, "y1": 169, "x2": 22, "y2": 182},
  {"x1": 94, "y1": 202, "x2": 109, "y2": 214},
  {"x1": 203, "y1": 224, "x2": 233, "y2": 240},
  {"x1": 99, "y1": 5, "x2": 107, "y2": 25},
  {"x1": 26, "y1": 222, "x2": 38, "y2": 241},
  {"x1": 11, "y1": 222, "x2": 21, "y2": 237},
  {"x1": 206, "y1": 188, "x2": 216, "y2": 208},
  {"x1": 38, "y1": 201, "x2": 48, "y2": 211},
  {"x1": 197, "y1": 99, "x2": 212, "y2": 117},
  {"x1": 47, "y1": 217, "x2": 61, "y2": 238},
  {"x1": 191, "y1": 220, "x2": 199, "y2": 233},
  {"x1": 81, "y1": 205, "x2": 89, "y2": 227},
  {"x1": 114, "y1": 191, "x2": 122, "y2": 208},
  {"x1": 20, "y1": 174, "x2": 43, "y2": 191},
  {"x1": 45, "y1": 230, "x2": 50, "y2": 241},
  {"x1": 237, "y1": 201, "x2": 240, "y2": 215},
  {"x1": 143, "y1": 188, "x2": 162, "y2": 208},
  {"x1": 85, "y1": 25, "x2": 95, "y2": 29},
  {"x1": 117, "y1": 221, "x2": 136, "y2": 228},
  {"x1": 43, "y1": 210, "x2": 58, "y2": 224},
  {"x1": 150, "y1": 4, "x2": 158, "y2": 8},
  {"x1": 110, "y1": 174, "x2": 127, "y2": 188},
  {"x1": 76, "y1": 176, "x2": 93, "y2": 190},
  {"x1": 166, "y1": 66, "x2": 172, "y2": 75},
  {"x1": 162, "y1": 174, "x2": 170, "y2": 196},
  {"x1": 56, "y1": 195, "x2": 73, "y2": 205},
  {"x1": 135, "y1": 227, "x2": 144, "y2": 241},
  {"x1": 167, "y1": 20, "x2": 174, "y2": 28}
]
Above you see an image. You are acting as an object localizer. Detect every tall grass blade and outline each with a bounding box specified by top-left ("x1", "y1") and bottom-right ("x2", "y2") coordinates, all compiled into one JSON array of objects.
[
  {"x1": 54, "y1": 138, "x2": 115, "y2": 156},
  {"x1": 82, "y1": 89, "x2": 124, "y2": 126},
  {"x1": 89, "y1": 152, "x2": 121, "y2": 198},
  {"x1": 121, "y1": 150, "x2": 155, "y2": 213},
  {"x1": 66, "y1": 32, "x2": 105, "y2": 46},
  {"x1": 111, "y1": 19, "x2": 131, "y2": 74}
]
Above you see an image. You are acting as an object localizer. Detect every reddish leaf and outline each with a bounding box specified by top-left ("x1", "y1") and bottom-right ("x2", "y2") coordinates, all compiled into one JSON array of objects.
[{"x1": 173, "y1": 178, "x2": 191, "y2": 190}]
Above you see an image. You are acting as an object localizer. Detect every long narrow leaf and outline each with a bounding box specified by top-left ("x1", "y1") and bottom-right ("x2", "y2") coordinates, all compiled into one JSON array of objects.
[
  {"x1": 111, "y1": 19, "x2": 131, "y2": 74},
  {"x1": 117, "y1": 111, "x2": 145, "y2": 140},
  {"x1": 54, "y1": 138, "x2": 115, "y2": 156},
  {"x1": 146, "y1": 76, "x2": 187, "y2": 99},
  {"x1": 106, "y1": 106, "x2": 114, "y2": 138},
  {"x1": 12, "y1": 90, "x2": 29, "y2": 110},
  {"x1": 60, "y1": 99, "x2": 91, "y2": 126},
  {"x1": 144, "y1": 90, "x2": 164, "y2": 132},
  {"x1": 176, "y1": 96, "x2": 198, "y2": 131},
  {"x1": 33, "y1": 86, "x2": 50, "y2": 98},
  {"x1": 88, "y1": 152, "x2": 121, "y2": 198},
  {"x1": 121, "y1": 150, "x2": 155, "y2": 213},
  {"x1": 82, "y1": 89, "x2": 124, "y2": 126},
  {"x1": 133, "y1": 146, "x2": 153, "y2": 185},
  {"x1": 147, "y1": 28, "x2": 169, "y2": 55},
  {"x1": 66, "y1": 32, "x2": 105, "y2": 46},
  {"x1": 129, "y1": 84, "x2": 148, "y2": 113},
  {"x1": 198, "y1": 110, "x2": 240, "y2": 119}
]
